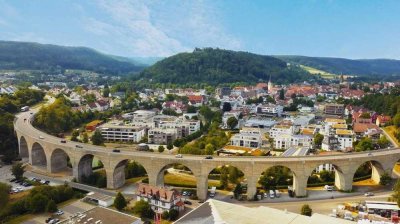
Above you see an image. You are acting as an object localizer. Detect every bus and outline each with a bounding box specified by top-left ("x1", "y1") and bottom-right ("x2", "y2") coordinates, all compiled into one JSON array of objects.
[{"x1": 20, "y1": 106, "x2": 30, "y2": 112}]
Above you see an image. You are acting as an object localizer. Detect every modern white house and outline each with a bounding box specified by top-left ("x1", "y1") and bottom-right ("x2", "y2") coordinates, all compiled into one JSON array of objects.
[
  {"x1": 257, "y1": 103, "x2": 284, "y2": 117},
  {"x1": 230, "y1": 128, "x2": 263, "y2": 148}
]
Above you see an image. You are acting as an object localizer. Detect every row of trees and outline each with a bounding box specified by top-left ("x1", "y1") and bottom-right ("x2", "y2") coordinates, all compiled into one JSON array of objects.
[
  {"x1": 0, "y1": 88, "x2": 45, "y2": 163},
  {"x1": 0, "y1": 184, "x2": 77, "y2": 222}
]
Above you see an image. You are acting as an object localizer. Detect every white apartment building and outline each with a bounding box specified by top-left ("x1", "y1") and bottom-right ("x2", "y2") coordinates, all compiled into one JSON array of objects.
[
  {"x1": 230, "y1": 128, "x2": 262, "y2": 148},
  {"x1": 97, "y1": 122, "x2": 146, "y2": 142},
  {"x1": 158, "y1": 116, "x2": 201, "y2": 136},
  {"x1": 274, "y1": 134, "x2": 312, "y2": 150},
  {"x1": 257, "y1": 104, "x2": 284, "y2": 117},
  {"x1": 315, "y1": 164, "x2": 335, "y2": 173},
  {"x1": 269, "y1": 124, "x2": 294, "y2": 138},
  {"x1": 336, "y1": 129, "x2": 354, "y2": 151}
]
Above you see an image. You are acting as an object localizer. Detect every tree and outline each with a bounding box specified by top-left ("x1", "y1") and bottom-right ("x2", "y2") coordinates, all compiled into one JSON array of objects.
[
  {"x1": 0, "y1": 182, "x2": 10, "y2": 211},
  {"x1": 279, "y1": 89, "x2": 285, "y2": 100},
  {"x1": 220, "y1": 169, "x2": 229, "y2": 190},
  {"x1": 162, "y1": 210, "x2": 170, "y2": 220},
  {"x1": 11, "y1": 162, "x2": 25, "y2": 180},
  {"x1": 158, "y1": 145, "x2": 165, "y2": 153},
  {"x1": 393, "y1": 113, "x2": 400, "y2": 127},
  {"x1": 91, "y1": 130, "x2": 104, "y2": 145},
  {"x1": 71, "y1": 130, "x2": 79, "y2": 142},
  {"x1": 228, "y1": 166, "x2": 239, "y2": 184},
  {"x1": 222, "y1": 102, "x2": 232, "y2": 112},
  {"x1": 380, "y1": 172, "x2": 392, "y2": 186},
  {"x1": 204, "y1": 143, "x2": 215, "y2": 155},
  {"x1": 103, "y1": 84, "x2": 110, "y2": 97},
  {"x1": 226, "y1": 117, "x2": 238, "y2": 130},
  {"x1": 27, "y1": 193, "x2": 49, "y2": 213},
  {"x1": 392, "y1": 179, "x2": 400, "y2": 207},
  {"x1": 132, "y1": 200, "x2": 154, "y2": 219},
  {"x1": 377, "y1": 136, "x2": 390, "y2": 148},
  {"x1": 187, "y1": 106, "x2": 197, "y2": 113},
  {"x1": 114, "y1": 192, "x2": 127, "y2": 211},
  {"x1": 233, "y1": 183, "x2": 242, "y2": 199},
  {"x1": 169, "y1": 209, "x2": 179, "y2": 221},
  {"x1": 301, "y1": 204, "x2": 312, "y2": 216},
  {"x1": 167, "y1": 143, "x2": 173, "y2": 150},
  {"x1": 82, "y1": 132, "x2": 89, "y2": 143},
  {"x1": 46, "y1": 200, "x2": 58, "y2": 213},
  {"x1": 355, "y1": 137, "x2": 374, "y2": 151},
  {"x1": 313, "y1": 133, "x2": 324, "y2": 149}
]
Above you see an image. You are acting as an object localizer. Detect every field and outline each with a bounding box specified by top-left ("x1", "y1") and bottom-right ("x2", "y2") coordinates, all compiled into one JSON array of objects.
[
  {"x1": 300, "y1": 65, "x2": 337, "y2": 79},
  {"x1": 164, "y1": 172, "x2": 220, "y2": 188}
]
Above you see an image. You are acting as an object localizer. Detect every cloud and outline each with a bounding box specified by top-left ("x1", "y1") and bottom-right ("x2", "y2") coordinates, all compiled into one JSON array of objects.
[{"x1": 80, "y1": 0, "x2": 241, "y2": 57}]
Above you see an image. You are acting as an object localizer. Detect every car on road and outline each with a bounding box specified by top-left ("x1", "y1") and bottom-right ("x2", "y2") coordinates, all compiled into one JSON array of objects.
[
  {"x1": 45, "y1": 217, "x2": 53, "y2": 223},
  {"x1": 49, "y1": 218, "x2": 60, "y2": 224},
  {"x1": 175, "y1": 154, "x2": 183, "y2": 158},
  {"x1": 54, "y1": 210, "x2": 64, "y2": 215},
  {"x1": 39, "y1": 135, "x2": 44, "y2": 139},
  {"x1": 60, "y1": 140, "x2": 67, "y2": 143},
  {"x1": 365, "y1": 192, "x2": 374, "y2": 197},
  {"x1": 182, "y1": 191, "x2": 188, "y2": 196},
  {"x1": 112, "y1": 149, "x2": 121, "y2": 153},
  {"x1": 76, "y1": 145, "x2": 83, "y2": 148},
  {"x1": 324, "y1": 185, "x2": 333, "y2": 191},
  {"x1": 205, "y1": 156, "x2": 213, "y2": 159}
]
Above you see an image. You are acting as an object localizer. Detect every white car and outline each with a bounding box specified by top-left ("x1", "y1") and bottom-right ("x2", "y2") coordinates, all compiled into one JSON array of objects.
[
  {"x1": 54, "y1": 210, "x2": 64, "y2": 215},
  {"x1": 364, "y1": 192, "x2": 374, "y2": 197},
  {"x1": 175, "y1": 154, "x2": 183, "y2": 158},
  {"x1": 324, "y1": 185, "x2": 333, "y2": 191},
  {"x1": 39, "y1": 136, "x2": 44, "y2": 139}
]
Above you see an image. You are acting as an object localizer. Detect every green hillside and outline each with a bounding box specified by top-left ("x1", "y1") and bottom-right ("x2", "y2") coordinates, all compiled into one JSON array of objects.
[
  {"x1": 0, "y1": 41, "x2": 144, "y2": 75},
  {"x1": 275, "y1": 55, "x2": 400, "y2": 76},
  {"x1": 139, "y1": 48, "x2": 312, "y2": 85}
]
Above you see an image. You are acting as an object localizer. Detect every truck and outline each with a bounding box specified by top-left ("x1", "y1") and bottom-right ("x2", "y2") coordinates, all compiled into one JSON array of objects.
[
  {"x1": 210, "y1": 186, "x2": 216, "y2": 197},
  {"x1": 20, "y1": 106, "x2": 29, "y2": 112}
]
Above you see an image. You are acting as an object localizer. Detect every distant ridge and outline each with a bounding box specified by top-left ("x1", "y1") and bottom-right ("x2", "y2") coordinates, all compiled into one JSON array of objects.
[
  {"x1": 275, "y1": 55, "x2": 400, "y2": 76},
  {"x1": 0, "y1": 41, "x2": 145, "y2": 75}
]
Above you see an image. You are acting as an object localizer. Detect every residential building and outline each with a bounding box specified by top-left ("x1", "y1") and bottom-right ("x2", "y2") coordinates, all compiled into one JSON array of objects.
[
  {"x1": 269, "y1": 123, "x2": 294, "y2": 138},
  {"x1": 222, "y1": 111, "x2": 241, "y2": 129},
  {"x1": 336, "y1": 129, "x2": 354, "y2": 151},
  {"x1": 230, "y1": 128, "x2": 262, "y2": 148},
  {"x1": 136, "y1": 183, "x2": 184, "y2": 213},
  {"x1": 353, "y1": 123, "x2": 381, "y2": 141},
  {"x1": 97, "y1": 121, "x2": 146, "y2": 142},
  {"x1": 188, "y1": 95, "x2": 204, "y2": 107},
  {"x1": 257, "y1": 103, "x2": 284, "y2": 117},
  {"x1": 376, "y1": 115, "x2": 391, "y2": 127},
  {"x1": 274, "y1": 134, "x2": 312, "y2": 150},
  {"x1": 148, "y1": 128, "x2": 178, "y2": 145},
  {"x1": 324, "y1": 103, "x2": 344, "y2": 115}
]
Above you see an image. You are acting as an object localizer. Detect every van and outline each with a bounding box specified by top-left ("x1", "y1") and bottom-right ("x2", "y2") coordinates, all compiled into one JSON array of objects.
[{"x1": 269, "y1": 190, "x2": 275, "y2": 199}]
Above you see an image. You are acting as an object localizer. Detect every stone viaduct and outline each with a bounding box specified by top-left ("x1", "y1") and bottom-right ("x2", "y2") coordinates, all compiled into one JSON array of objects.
[{"x1": 14, "y1": 111, "x2": 400, "y2": 200}]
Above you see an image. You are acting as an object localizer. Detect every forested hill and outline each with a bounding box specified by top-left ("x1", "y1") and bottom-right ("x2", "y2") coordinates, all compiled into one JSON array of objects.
[
  {"x1": 0, "y1": 41, "x2": 144, "y2": 74},
  {"x1": 139, "y1": 48, "x2": 312, "y2": 85},
  {"x1": 275, "y1": 55, "x2": 400, "y2": 76}
]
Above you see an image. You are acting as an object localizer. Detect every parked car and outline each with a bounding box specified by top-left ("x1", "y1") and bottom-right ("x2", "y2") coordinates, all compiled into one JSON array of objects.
[
  {"x1": 112, "y1": 149, "x2": 121, "y2": 153},
  {"x1": 182, "y1": 191, "x2": 188, "y2": 196},
  {"x1": 44, "y1": 180, "x2": 50, "y2": 185},
  {"x1": 9, "y1": 178, "x2": 17, "y2": 182},
  {"x1": 175, "y1": 154, "x2": 183, "y2": 158},
  {"x1": 45, "y1": 217, "x2": 53, "y2": 223},
  {"x1": 49, "y1": 218, "x2": 60, "y2": 224},
  {"x1": 324, "y1": 185, "x2": 333, "y2": 191},
  {"x1": 60, "y1": 140, "x2": 67, "y2": 143},
  {"x1": 365, "y1": 192, "x2": 374, "y2": 197},
  {"x1": 269, "y1": 190, "x2": 275, "y2": 199},
  {"x1": 39, "y1": 136, "x2": 44, "y2": 139},
  {"x1": 54, "y1": 210, "x2": 64, "y2": 215},
  {"x1": 205, "y1": 156, "x2": 213, "y2": 159}
]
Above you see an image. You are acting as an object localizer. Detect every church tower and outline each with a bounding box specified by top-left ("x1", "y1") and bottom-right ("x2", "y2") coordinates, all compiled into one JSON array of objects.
[{"x1": 268, "y1": 74, "x2": 273, "y2": 93}]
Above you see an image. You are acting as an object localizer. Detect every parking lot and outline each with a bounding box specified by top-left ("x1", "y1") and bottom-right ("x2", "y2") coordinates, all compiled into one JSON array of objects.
[{"x1": 22, "y1": 200, "x2": 95, "y2": 224}]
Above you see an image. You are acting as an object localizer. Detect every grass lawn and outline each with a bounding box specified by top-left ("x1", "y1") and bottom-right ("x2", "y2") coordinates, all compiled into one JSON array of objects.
[
  {"x1": 164, "y1": 173, "x2": 220, "y2": 188},
  {"x1": 383, "y1": 126, "x2": 400, "y2": 147},
  {"x1": 9, "y1": 191, "x2": 30, "y2": 203}
]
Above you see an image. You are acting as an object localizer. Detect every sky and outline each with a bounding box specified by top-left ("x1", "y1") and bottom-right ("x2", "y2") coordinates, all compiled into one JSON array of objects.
[{"x1": 0, "y1": 0, "x2": 399, "y2": 59}]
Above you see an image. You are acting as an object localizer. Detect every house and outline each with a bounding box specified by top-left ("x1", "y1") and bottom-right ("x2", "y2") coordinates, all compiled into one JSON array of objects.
[
  {"x1": 335, "y1": 129, "x2": 354, "y2": 151},
  {"x1": 376, "y1": 115, "x2": 391, "y2": 127},
  {"x1": 162, "y1": 101, "x2": 187, "y2": 114},
  {"x1": 274, "y1": 134, "x2": 312, "y2": 150},
  {"x1": 222, "y1": 111, "x2": 241, "y2": 129},
  {"x1": 353, "y1": 123, "x2": 382, "y2": 141},
  {"x1": 136, "y1": 183, "x2": 184, "y2": 213},
  {"x1": 188, "y1": 95, "x2": 204, "y2": 107}
]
